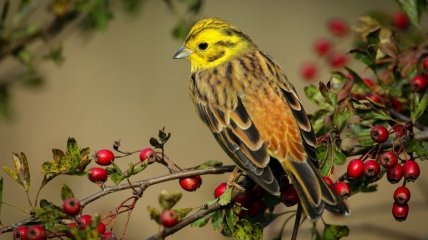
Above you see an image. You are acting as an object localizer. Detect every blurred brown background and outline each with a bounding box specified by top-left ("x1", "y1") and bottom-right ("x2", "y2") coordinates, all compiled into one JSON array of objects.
[{"x1": 1, "y1": 0, "x2": 427, "y2": 239}]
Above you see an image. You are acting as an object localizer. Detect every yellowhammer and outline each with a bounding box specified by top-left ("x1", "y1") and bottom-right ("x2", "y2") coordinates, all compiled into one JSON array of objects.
[{"x1": 173, "y1": 17, "x2": 349, "y2": 220}]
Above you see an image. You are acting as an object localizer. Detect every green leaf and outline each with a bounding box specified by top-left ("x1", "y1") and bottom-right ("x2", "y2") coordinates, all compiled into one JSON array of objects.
[
  {"x1": 321, "y1": 224, "x2": 349, "y2": 240},
  {"x1": 350, "y1": 49, "x2": 374, "y2": 68},
  {"x1": 14, "y1": 48, "x2": 33, "y2": 67},
  {"x1": 147, "y1": 206, "x2": 161, "y2": 224},
  {"x1": 333, "y1": 109, "x2": 350, "y2": 131},
  {"x1": 3, "y1": 153, "x2": 31, "y2": 192},
  {"x1": 211, "y1": 209, "x2": 224, "y2": 231},
  {"x1": 404, "y1": 139, "x2": 428, "y2": 159},
  {"x1": 171, "y1": 20, "x2": 192, "y2": 40},
  {"x1": 333, "y1": 147, "x2": 346, "y2": 165},
  {"x1": 317, "y1": 144, "x2": 332, "y2": 176},
  {"x1": 191, "y1": 212, "x2": 213, "y2": 228},
  {"x1": 411, "y1": 92, "x2": 428, "y2": 122},
  {"x1": 218, "y1": 187, "x2": 232, "y2": 206},
  {"x1": 44, "y1": 45, "x2": 65, "y2": 66},
  {"x1": 232, "y1": 219, "x2": 263, "y2": 240},
  {"x1": 61, "y1": 184, "x2": 74, "y2": 200},
  {"x1": 196, "y1": 160, "x2": 223, "y2": 169},
  {"x1": 158, "y1": 190, "x2": 182, "y2": 210},
  {"x1": 174, "y1": 207, "x2": 193, "y2": 220},
  {"x1": 41, "y1": 138, "x2": 91, "y2": 187},
  {"x1": 225, "y1": 207, "x2": 238, "y2": 230},
  {"x1": 187, "y1": 0, "x2": 203, "y2": 13},
  {"x1": 397, "y1": 0, "x2": 428, "y2": 29},
  {"x1": 35, "y1": 199, "x2": 67, "y2": 222}
]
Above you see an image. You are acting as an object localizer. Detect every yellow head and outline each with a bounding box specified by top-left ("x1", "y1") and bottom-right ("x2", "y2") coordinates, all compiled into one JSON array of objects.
[{"x1": 173, "y1": 18, "x2": 254, "y2": 72}]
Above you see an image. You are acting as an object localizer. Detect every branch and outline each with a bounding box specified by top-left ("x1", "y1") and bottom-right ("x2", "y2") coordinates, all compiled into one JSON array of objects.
[
  {"x1": 345, "y1": 128, "x2": 428, "y2": 157},
  {"x1": 146, "y1": 176, "x2": 254, "y2": 240},
  {"x1": 0, "y1": 165, "x2": 235, "y2": 234}
]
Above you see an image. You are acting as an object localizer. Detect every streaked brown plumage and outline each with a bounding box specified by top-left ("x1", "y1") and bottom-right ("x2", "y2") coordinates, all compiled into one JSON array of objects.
[{"x1": 173, "y1": 18, "x2": 349, "y2": 220}]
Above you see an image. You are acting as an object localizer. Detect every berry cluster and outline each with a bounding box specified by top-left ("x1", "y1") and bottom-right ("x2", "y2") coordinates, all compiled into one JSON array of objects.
[
  {"x1": 300, "y1": 18, "x2": 349, "y2": 81},
  {"x1": 300, "y1": 11, "x2": 412, "y2": 82},
  {"x1": 343, "y1": 124, "x2": 421, "y2": 221}
]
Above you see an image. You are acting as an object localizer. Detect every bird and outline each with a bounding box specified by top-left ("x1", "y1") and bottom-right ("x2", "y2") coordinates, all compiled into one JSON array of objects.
[{"x1": 173, "y1": 17, "x2": 349, "y2": 220}]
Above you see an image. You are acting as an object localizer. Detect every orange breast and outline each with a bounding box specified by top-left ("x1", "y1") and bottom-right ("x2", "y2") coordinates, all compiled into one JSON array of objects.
[{"x1": 244, "y1": 86, "x2": 305, "y2": 161}]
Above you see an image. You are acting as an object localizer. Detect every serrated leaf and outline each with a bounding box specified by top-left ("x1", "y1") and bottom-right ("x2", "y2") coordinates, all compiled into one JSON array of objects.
[
  {"x1": 218, "y1": 187, "x2": 232, "y2": 206},
  {"x1": 411, "y1": 92, "x2": 428, "y2": 121},
  {"x1": 333, "y1": 147, "x2": 346, "y2": 165},
  {"x1": 225, "y1": 207, "x2": 238, "y2": 230},
  {"x1": 232, "y1": 219, "x2": 263, "y2": 240},
  {"x1": 44, "y1": 45, "x2": 64, "y2": 65},
  {"x1": 174, "y1": 207, "x2": 193, "y2": 220},
  {"x1": 196, "y1": 160, "x2": 223, "y2": 169},
  {"x1": 61, "y1": 184, "x2": 74, "y2": 200},
  {"x1": 405, "y1": 139, "x2": 428, "y2": 159},
  {"x1": 4, "y1": 153, "x2": 31, "y2": 192},
  {"x1": 191, "y1": 212, "x2": 213, "y2": 228},
  {"x1": 52, "y1": 149, "x2": 65, "y2": 163},
  {"x1": 147, "y1": 206, "x2": 161, "y2": 224},
  {"x1": 334, "y1": 109, "x2": 350, "y2": 131},
  {"x1": 317, "y1": 144, "x2": 332, "y2": 176},
  {"x1": 35, "y1": 199, "x2": 67, "y2": 222},
  {"x1": 159, "y1": 190, "x2": 182, "y2": 210},
  {"x1": 211, "y1": 209, "x2": 224, "y2": 231},
  {"x1": 41, "y1": 138, "x2": 91, "y2": 188},
  {"x1": 321, "y1": 224, "x2": 349, "y2": 240}
]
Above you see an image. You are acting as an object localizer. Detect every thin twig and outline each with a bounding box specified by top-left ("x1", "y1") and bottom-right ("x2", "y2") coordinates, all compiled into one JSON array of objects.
[{"x1": 0, "y1": 165, "x2": 235, "y2": 234}]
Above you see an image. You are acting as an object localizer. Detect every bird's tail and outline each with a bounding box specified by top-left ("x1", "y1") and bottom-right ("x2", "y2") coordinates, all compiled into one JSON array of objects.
[{"x1": 284, "y1": 158, "x2": 349, "y2": 221}]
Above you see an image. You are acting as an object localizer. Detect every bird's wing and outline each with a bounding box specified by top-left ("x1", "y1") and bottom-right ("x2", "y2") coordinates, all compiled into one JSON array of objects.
[{"x1": 190, "y1": 72, "x2": 280, "y2": 194}]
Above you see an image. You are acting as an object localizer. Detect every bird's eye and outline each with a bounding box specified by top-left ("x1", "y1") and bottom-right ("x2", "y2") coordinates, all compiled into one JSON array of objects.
[{"x1": 198, "y1": 42, "x2": 208, "y2": 50}]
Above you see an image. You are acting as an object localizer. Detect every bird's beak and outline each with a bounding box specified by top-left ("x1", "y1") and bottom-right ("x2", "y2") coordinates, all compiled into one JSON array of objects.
[{"x1": 172, "y1": 46, "x2": 192, "y2": 59}]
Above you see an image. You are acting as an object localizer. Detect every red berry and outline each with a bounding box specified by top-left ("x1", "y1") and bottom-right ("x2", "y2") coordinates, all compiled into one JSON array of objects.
[
  {"x1": 323, "y1": 176, "x2": 334, "y2": 189},
  {"x1": 300, "y1": 62, "x2": 318, "y2": 80},
  {"x1": 214, "y1": 182, "x2": 227, "y2": 198},
  {"x1": 101, "y1": 231, "x2": 116, "y2": 240},
  {"x1": 78, "y1": 214, "x2": 92, "y2": 229},
  {"x1": 247, "y1": 200, "x2": 266, "y2": 217},
  {"x1": 27, "y1": 225, "x2": 45, "y2": 240},
  {"x1": 327, "y1": 18, "x2": 349, "y2": 37},
  {"x1": 13, "y1": 226, "x2": 29, "y2": 240},
  {"x1": 367, "y1": 94, "x2": 383, "y2": 104},
  {"x1": 251, "y1": 185, "x2": 267, "y2": 200},
  {"x1": 410, "y1": 74, "x2": 428, "y2": 92},
  {"x1": 97, "y1": 222, "x2": 106, "y2": 235},
  {"x1": 392, "y1": 202, "x2": 409, "y2": 221},
  {"x1": 392, "y1": 11, "x2": 409, "y2": 29},
  {"x1": 329, "y1": 52, "x2": 348, "y2": 68},
  {"x1": 179, "y1": 175, "x2": 202, "y2": 192},
  {"x1": 95, "y1": 149, "x2": 115, "y2": 166},
  {"x1": 379, "y1": 151, "x2": 398, "y2": 168},
  {"x1": 403, "y1": 160, "x2": 420, "y2": 181},
  {"x1": 280, "y1": 185, "x2": 299, "y2": 207},
  {"x1": 88, "y1": 167, "x2": 108, "y2": 183},
  {"x1": 364, "y1": 160, "x2": 381, "y2": 178},
  {"x1": 393, "y1": 186, "x2": 411, "y2": 204},
  {"x1": 387, "y1": 164, "x2": 403, "y2": 184},
  {"x1": 391, "y1": 98, "x2": 402, "y2": 112},
  {"x1": 392, "y1": 124, "x2": 406, "y2": 138},
  {"x1": 347, "y1": 159, "x2": 365, "y2": 180},
  {"x1": 370, "y1": 125, "x2": 389, "y2": 143},
  {"x1": 62, "y1": 198, "x2": 81, "y2": 216},
  {"x1": 333, "y1": 181, "x2": 351, "y2": 199},
  {"x1": 423, "y1": 58, "x2": 428, "y2": 70},
  {"x1": 313, "y1": 38, "x2": 332, "y2": 56},
  {"x1": 234, "y1": 192, "x2": 251, "y2": 208},
  {"x1": 139, "y1": 148, "x2": 156, "y2": 162},
  {"x1": 160, "y1": 209, "x2": 178, "y2": 228}
]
